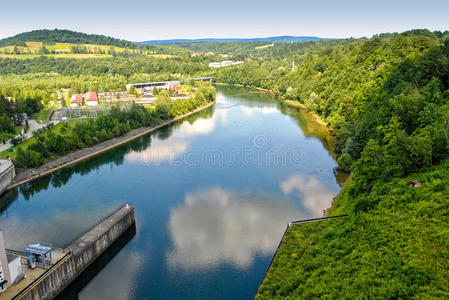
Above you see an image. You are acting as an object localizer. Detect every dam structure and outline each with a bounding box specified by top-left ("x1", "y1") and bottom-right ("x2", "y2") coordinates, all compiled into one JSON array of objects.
[
  {"x1": 0, "y1": 160, "x2": 15, "y2": 196},
  {"x1": 9, "y1": 203, "x2": 135, "y2": 300}
]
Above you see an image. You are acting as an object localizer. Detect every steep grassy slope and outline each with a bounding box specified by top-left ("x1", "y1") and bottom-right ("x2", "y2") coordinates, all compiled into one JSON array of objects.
[{"x1": 257, "y1": 159, "x2": 449, "y2": 299}]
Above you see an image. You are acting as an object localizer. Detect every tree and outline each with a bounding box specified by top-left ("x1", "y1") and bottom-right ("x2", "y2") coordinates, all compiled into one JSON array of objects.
[
  {"x1": 0, "y1": 114, "x2": 14, "y2": 133},
  {"x1": 155, "y1": 90, "x2": 173, "y2": 119}
]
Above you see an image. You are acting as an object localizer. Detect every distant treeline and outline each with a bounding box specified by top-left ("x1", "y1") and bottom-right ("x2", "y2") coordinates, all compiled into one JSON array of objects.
[{"x1": 0, "y1": 55, "x2": 209, "y2": 77}]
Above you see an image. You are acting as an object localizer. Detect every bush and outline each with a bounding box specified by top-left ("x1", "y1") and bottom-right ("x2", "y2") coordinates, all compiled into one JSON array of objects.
[{"x1": 337, "y1": 153, "x2": 353, "y2": 172}]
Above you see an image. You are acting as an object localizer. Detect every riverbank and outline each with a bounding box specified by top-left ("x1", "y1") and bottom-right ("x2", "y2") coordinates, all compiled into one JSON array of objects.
[{"x1": 7, "y1": 100, "x2": 215, "y2": 189}]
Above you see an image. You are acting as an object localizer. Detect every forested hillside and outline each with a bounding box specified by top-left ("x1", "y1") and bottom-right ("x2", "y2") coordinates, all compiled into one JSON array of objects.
[
  {"x1": 212, "y1": 30, "x2": 449, "y2": 298},
  {"x1": 0, "y1": 29, "x2": 136, "y2": 48},
  {"x1": 216, "y1": 30, "x2": 449, "y2": 183}
]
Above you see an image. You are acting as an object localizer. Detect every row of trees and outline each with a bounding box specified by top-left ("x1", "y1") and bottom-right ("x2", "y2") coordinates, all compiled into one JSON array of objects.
[
  {"x1": 13, "y1": 84, "x2": 215, "y2": 168},
  {"x1": 0, "y1": 54, "x2": 210, "y2": 77}
]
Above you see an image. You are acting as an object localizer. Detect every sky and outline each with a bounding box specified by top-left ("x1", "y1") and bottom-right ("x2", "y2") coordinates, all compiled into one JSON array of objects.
[{"x1": 1, "y1": 0, "x2": 448, "y2": 41}]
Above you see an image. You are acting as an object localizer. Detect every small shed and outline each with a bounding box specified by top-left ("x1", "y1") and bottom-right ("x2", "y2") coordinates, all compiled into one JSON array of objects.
[{"x1": 410, "y1": 180, "x2": 422, "y2": 188}]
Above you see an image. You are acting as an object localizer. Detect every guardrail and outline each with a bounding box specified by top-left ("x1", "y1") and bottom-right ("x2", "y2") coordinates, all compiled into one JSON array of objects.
[
  {"x1": 11, "y1": 252, "x2": 73, "y2": 300},
  {"x1": 254, "y1": 214, "x2": 348, "y2": 299},
  {"x1": 62, "y1": 204, "x2": 131, "y2": 249}
]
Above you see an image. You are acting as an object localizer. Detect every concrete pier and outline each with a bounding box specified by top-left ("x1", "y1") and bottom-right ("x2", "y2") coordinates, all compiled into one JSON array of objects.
[{"x1": 11, "y1": 204, "x2": 135, "y2": 300}]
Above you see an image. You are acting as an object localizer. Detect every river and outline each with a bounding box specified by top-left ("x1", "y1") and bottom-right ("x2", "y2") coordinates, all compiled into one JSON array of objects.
[{"x1": 0, "y1": 85, "x2": 344, "y2": 299}]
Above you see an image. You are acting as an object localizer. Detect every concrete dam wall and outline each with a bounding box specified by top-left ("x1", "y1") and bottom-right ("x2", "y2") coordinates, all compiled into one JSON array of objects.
[
  {"x1": 0, "y1": 160, "x2": 15, "y2": 196},
  {"x1": 12, "y1": 204, "x2": 135, "y2": 300}
]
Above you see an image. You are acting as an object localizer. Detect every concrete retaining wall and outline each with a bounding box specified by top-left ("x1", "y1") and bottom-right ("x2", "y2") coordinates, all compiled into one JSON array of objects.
[
  {"x1": 0, "y1": 160, "x2": 15, "y2": 196},
  {"x1": 13, "y1": 204, "x2": 135, "y2": 300},
  {"x1": 66, "y1": 204, "x2": 135, "y2": 275}
]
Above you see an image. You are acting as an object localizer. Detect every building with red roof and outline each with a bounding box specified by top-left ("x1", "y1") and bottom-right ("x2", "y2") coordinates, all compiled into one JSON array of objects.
[
  {"x1": 85, "y1": 91, "x2": 98, "y2": 106},
  {"x1": 70, "y1": 94, "x2": 83, "y2": 107}
]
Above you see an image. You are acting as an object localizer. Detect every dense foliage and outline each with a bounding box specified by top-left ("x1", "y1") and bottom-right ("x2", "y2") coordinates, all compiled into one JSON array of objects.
[
  {"x1": 215, "y1": 30, "x2": 449, "y2": 188},
  {"x1": 0, "y1": 54, "x2": 210, "y2": 77},
  {"x1": 257, "y1": 159, "x2": 449, "y2": 299}
]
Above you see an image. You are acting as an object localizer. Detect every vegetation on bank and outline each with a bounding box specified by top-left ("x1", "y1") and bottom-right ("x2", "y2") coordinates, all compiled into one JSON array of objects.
[
  {"x1": 210, "y1": 29, "x2": 449, "y2": 298},
  {"x1": 9, "y1": 83, "x2": 215, "y2": 169},
  {"x1": 257, "y1": 159, "x2": 449, "y2": 299}
]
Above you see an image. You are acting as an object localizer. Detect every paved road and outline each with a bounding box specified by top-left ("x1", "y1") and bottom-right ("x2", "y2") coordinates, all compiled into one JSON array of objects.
[{"x1": 0, "y1": 120, "x2": 49, "y2": 153}]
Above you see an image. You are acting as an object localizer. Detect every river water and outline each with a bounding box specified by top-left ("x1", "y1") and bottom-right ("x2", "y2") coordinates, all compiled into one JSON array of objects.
[{"x1": 0, "y1": 85, "x2": 344, "y2": 299}]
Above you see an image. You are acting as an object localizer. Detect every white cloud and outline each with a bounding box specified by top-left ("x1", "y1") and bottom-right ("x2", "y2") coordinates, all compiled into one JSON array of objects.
[
  {"x1": 240, "y1": 105, "x2": 277, "y2": 116},
  {"x1": 280, "y1": 174, "x2": 335, "y2": 213},
  {"x1": 126, "y1": 116, "x2": 216, "y2": 164},
  {"x1": 167, "y1": 187, "x2": 302, "y2": 270},
  {"x1": 126, "y1": 139, "x2": 189, "y2": 164},
  {"x1": 176, "y1": 117, "x2": 216, "y2": 137}
]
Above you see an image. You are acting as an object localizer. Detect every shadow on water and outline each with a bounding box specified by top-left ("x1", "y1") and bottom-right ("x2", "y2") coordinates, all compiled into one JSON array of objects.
[
  {"x1": 56, "y1": 222, "x2": 137, "y2": 300},
  {"x1": 0, "y1": 189, "x2": 19, "y2": 214}
]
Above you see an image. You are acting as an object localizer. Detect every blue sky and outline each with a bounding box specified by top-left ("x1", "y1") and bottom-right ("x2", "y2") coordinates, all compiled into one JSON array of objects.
[{"x1": 1, "y1": 0, "x2": 448, "y2": 41}]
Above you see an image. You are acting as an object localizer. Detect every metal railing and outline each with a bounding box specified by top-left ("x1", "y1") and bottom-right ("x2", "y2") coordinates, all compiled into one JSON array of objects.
[
  {"x1": 62, "y1": 203, "x2": 132, "y2": 249},
  {"x1": 254, "y1": 214, "x2": 348, "y2": 299},
  {"x1": 11, "y1": 252, "x2": 73, "y2": 300}
]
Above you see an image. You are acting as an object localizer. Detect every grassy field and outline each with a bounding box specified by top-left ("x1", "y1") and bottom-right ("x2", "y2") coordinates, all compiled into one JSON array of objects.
[
  {"x1": 256, "y1": 159, "x2": 449, "y2": 299},
  {"x1": 0, "y1": 41, "x2": 177, "y2": 59},
  {"x1": 0, "y1": 41, "x2": 128, "y2": 54},
  {"x1": 0, "y1": 53, "x2": 112, "y2": 59},
  {"x1": 255, "y1": 43, "x2": 274, "y2": 50}
]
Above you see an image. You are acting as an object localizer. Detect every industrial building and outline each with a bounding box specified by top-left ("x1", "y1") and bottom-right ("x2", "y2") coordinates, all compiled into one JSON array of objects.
[
  {"x1": 125, "y1": 80, "x2": 181, "y2": 91},
  {"x1": 208, "y1": 61, "x2": 244, "y2": 68},
  {"x1": 0, "y1": 230, "x2": 24, "y2": 293}
]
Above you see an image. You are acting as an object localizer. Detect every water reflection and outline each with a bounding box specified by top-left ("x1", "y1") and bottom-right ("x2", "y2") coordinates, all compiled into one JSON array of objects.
[
  {"x1": 126, "y1": 109, "x2": 216, "y2": 164},
  {"x1": 280, "y1": 173, "x2": 335, "y2": 215},
  {"x1": 127, "y1": 139, "x2": 189, "y2": 164},
  {"x1": 241, "y1": 106, "x2": 278, "y2": 116},
  {"x1": 58, "y1": 224, "x2": 137, "y2": 300},
  {"x1": 167, "y1": 187, "x2": 301, "y2": 270},
  {"x1": 218, "y1": 85, "x2": 337, "y2": 159},
  {"x1": 0, "y1": 203, "x2": 123, "y2": 249},
  {"x1": 0, "y1": 85, "x2": 342, "y2": 300}
]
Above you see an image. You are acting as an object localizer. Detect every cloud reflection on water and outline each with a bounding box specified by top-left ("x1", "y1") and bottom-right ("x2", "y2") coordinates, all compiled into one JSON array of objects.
[
  {"x1": 126, "y1": 116, "x2": 216, "y2": 164},
  {"x1": 241, "y1": 106, "x2": 277, "y2": 116},
  {"x1": 167, "y1": 187, "x2": 301, "y2": 270},
  {"x1": 280, "y1": 173, "x2": 335, "y2": 215}
]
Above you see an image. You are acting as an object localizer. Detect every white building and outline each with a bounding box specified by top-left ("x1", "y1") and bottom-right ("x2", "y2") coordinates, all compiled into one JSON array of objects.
[
  {"x1": 208, "y1": 62, "x2": 221, "y2": 68},
  {"x1": 0, "y1": 230, "x2": 24, "y2": 293},
  {"x1": 208, "y1": 61, "x2": 244, "y2": 68},
  {"x1": 220, "y1": 60, "x2": 233, "y2": 67}
]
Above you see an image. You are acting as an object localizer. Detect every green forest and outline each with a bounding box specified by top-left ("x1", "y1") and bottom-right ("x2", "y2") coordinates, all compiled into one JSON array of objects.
[{"x1": 211, "y1": 30, "x2": 449, "y2": 298}]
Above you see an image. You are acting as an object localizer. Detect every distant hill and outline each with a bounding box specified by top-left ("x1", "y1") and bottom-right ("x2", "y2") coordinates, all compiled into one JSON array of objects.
[
  {"x1": 139, "y1": 36, "x2": 334, "y2": 44},
  {"x1": 0, "y1": 29, "x2": 136, "y2": 48}
]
